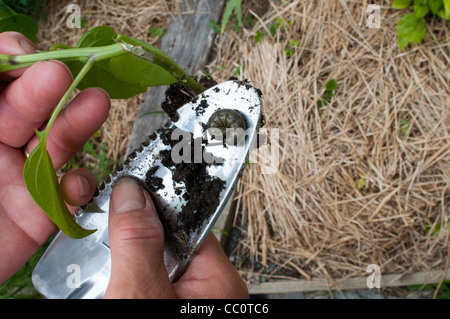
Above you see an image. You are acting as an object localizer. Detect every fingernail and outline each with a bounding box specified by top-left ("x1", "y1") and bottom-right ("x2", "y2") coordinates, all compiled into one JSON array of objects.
[
  {"x1": 111, "y1": 178, "x2": 147, "y2": 214},
  {"x1": 18, "y1": 38, "x2": 35, "y2": 54},
  {"x1": 77, "y1": 174, "x2": 90, "y2": 197}
]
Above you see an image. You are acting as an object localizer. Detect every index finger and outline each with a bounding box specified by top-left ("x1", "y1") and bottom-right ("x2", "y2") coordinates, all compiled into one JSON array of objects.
[{"x1": 0, "y1": 32, "x2": 36, "y2": 82}]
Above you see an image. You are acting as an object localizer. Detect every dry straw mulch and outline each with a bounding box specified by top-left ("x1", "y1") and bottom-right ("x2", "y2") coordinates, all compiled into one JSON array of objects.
[{"x1": 208, "y1": 0, "x2": 449, "y2": 282}]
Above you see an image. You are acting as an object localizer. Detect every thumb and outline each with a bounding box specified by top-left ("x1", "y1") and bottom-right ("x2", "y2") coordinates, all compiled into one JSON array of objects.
[{"x1": 104, "y1": 177, "x2": 174, "y2": 299}]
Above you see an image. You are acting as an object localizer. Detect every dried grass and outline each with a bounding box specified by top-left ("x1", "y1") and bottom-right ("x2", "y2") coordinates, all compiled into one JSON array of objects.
[{"x1": 209, "y1": 0, "x2": 449, "y2": 282}]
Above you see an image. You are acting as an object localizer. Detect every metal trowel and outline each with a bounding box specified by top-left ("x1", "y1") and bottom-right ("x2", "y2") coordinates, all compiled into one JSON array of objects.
[{"x1": 31, "y1": 80, "x2": 263, "y2": 299}]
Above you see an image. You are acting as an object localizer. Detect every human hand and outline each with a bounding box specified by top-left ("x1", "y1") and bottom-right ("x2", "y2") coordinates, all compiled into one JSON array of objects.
[
  {"x1": 103, "y1": 178, "x2": 249, "y2": 299},
  {"x1": 0, "y1": 32, "x2": 110, "y2": 284},
  {"x1": 0, "y1": 31, "x2": 248, "y2": 299}
]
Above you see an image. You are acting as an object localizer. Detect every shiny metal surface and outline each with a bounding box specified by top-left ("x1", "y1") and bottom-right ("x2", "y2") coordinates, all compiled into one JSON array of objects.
[{"x1": 31, "y1": 80, "x2": 262, "y2": 299}]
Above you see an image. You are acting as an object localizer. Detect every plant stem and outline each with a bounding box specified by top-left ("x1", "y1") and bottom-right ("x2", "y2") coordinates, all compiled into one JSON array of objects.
[
  {"x1": 49, "y1": 43, "x2": 73, "y2": 51},
  {"x1": 42, "y1": 57, "x2": 95, "y2": 142},
  {"x1": 116, "y1": 34, "x2": 206, "y2": 94},
  {"x1": 0, "y1": 43, "x2": 126, "y2": 72}
]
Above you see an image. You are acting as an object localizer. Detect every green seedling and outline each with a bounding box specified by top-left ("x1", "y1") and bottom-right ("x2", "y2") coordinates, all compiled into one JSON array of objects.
[
  {"x1": 148, "y1": 26, "x2": 164, "y2": 38},
  {"x1": 392, "y1": 0, "x2": 450, "y2": 50},
  {"x1": 253, "y1": 17, "x2": 299, "y2": 58},
  {"x1": 234, "y1": 64, "x2": 245, "y2": 76},
  {"x1": 82, "y1": 141, "x2": 115, "y2": 182},
  {"x1": 357, "y1": 174, "x2": 367, "y2": 190},
  {"x1": 209, "y1": 19, "x2": 221, "y2": 34},
  {"x1": 408, "y1": 280, "x2": 450, "y2": 299},
  {"x1": 203, "y1": 65, "x2": 225, "y2": 77},
  {"x1": 0, "y1": 1, "x2": 207, "y2": 239},
  {"x1": 317, "y1": 79, "x2": 338, "y2": 108},
  {"x1": 424, "y1": 222, "x2": 450, "y2": 236},
  {"x1": 221, "y1": 0, "x2": 242, "y2": 34},
  {"x1": 285, "y1": 39, "x2": 300, "y2": 58},
  {"x1": 400, "y1": 118, "x2": 411, "y2": 135}
]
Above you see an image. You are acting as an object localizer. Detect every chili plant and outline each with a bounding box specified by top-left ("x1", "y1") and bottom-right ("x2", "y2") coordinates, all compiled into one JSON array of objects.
[{"x1": 0, "y1": 3, "x2": 206, "y2": 238}]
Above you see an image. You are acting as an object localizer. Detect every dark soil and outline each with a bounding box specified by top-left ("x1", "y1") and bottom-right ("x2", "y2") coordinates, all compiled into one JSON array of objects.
[
  {"x1": 143, "y1": 77, "x2": 226, "y2": 259},
  {"x1": 161, "y1": 75, "x2": 218, "y2": 122},
  {"x1": 143, "y1": 127, "x2": 225, "y2": 258}
]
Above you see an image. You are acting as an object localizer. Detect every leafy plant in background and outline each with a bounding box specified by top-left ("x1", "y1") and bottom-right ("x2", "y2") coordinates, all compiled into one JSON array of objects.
[
  {"x1": 408, "y1": 280, "x2": 450, "y2": 299},
  {"x1": 0, "y1": 1, "x2": 207, "y2": 239},
  {"x1": 400, "y1": 118, "x2": 411, "y2": 135},
  {"x1": 148, "y1": 26, "x2": 164, "y2": 38},
  {"x1": 254, "y1": 17, "x2": 300, "y2": 58},
  {"x1": 392, "y1": 0, "x2": 450, "y2": 50},
  {"x1": 0, "y1": 1, "x2": 38, "y2": 42},
  {"x1": 221, "y1": 0, "x2": 242, "y2": 33},
  {"x1": 3, "y1": 0, "x2": 45, "y2": 20},
  {"x1": 82, "y1": 141, "x2": 115, "y2": 182}
]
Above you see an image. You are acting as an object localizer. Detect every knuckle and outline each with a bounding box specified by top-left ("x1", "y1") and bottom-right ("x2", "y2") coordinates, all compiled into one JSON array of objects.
[{"x1": 112, "y1": 212, "x2": 164, "y2": 246}]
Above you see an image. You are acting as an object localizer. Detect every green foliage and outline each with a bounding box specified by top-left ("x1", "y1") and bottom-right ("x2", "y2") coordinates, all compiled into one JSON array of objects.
[
  {"x1": 62, "y1": 26, "x2": 146, "y2": 99},
  {"x1": 0, "y1": 2, "x2": 204, "y2": 239},
  {"x1": 357, "y1": 175, "x2": 367, "y2": 190},
  {"x1": 424, "y1": 222, "x2": 450, "y2": 236},
  {"x1": 148, "y1": 26, "x2": 164, "y2": 38},
  {"x1": 3, "y1": 0, "x2": 45, "y2": 20},
  {"x1": 317, "y1": 79, "x2": 338, "y2": 108},
  {"x1": 221, "y1": 0, "x2": 242, "y2": 34},
  {"x1": 408, "y1": 280, "x2": 450, "y2": 299},
  {"x1": 0, "y1": 0, "x2": 38, "y2": 42},
  {"x1": 285, "y1": 39, "x2": 300, "y2": 58},
  {"x1": 397, "y1": 13, "x2": 426, "y2": 50},
  {"x1": 62, "y1": 26, "x2": 178, "y2": 99},
  {"x1": 234, "y1": 64, "x2": 245, "y2": 76},
  {"x1": 209, "y1": 19, "x2": 221, "y2": 34},
  {"x1": 400, "y1": 118, "x2": 411, "y2": 135},
  {"x1": 392, "y1": 0, "x2": 450, "y2": 50},
  {"x1": 83, "y1": 141, "x2": 115, "y2": 182},
  {"x1": 253, "y1": 17, "x2": 299, "y2": 59},
  {"x1": 24, "y1": 133, "x2": 97, "y2": 239}
]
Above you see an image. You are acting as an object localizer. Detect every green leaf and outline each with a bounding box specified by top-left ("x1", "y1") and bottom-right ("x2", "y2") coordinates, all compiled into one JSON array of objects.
[
  {"x1": 400, "y1": 118, "x2": 410, "y2": 135},
  {"x1": 23, "y1": 141, "x2": 96, "y2": 239},
  {"x1": 413, "y1": 0, "x2": 430, "y2": 17},
  {"x1": 254, "y1": 30, "x2": 264, "y2": 42},
  {"x1": 427, "y1": 0, "x2": 443, "y2": 14},
  {"x1": 0, "y1": 0, "x2": 16, "y2": 18},
  {"x1": 221, "y1": 0, "x2": 242, "y2": 33},
  {"x1": 444, "y1": 0, "x2": 450, "y2": 18},
  {"x1": 116, "y1": 33, "x2": 208, "y2": 94},
  {"x1": 326, "y1": 79, "x2": 338, "y2": 94},
  {"x1": 109, "y1": 54, "x2": 177, "y2": 87},
  {"x1": 116, "y1": 34, "x2": 178, "y2": 69},
  {"x1": 75, "y1": 25, "x2": 117, "y2": 48},
  {"x1": 397, "y1": 14, "x2": 426, "y2": 49},
  {"x1": 65, "y1": 59, "x2": 147, "y2": 99},
  {"x1": 63, "y1": 26, "x2": 148, "y2": 99},
  {"x1": 148, "y1": 26, "x2": 164, "y2": 38},
  {"x1": 357, "y1": 175, "x2": 367, "y2": 190},
  {"x1": 0, "y1": 0, "x2": 38, "y2": 43},
  {"x1": 392, "y1": 0, "x2": 413, "y2": 8}
]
